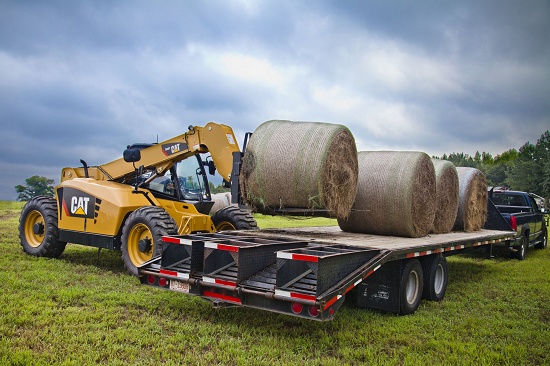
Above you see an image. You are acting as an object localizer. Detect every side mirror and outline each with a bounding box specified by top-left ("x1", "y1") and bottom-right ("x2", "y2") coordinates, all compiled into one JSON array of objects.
[
  {"x1": 208, "y1": 161, "x2": 216, "y2": 175},
  {"x1": 202, "y1": 159, "x2": 216, "y2": 175},
  {"x1": 123, "y1": 148, "x2": 141, "y2": 163}
]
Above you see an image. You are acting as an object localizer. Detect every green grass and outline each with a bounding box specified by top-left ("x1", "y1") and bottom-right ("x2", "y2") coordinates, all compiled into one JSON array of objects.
[
  {"x1": 1, "y1": 201, "x2": 549, "y2": 365},
  {"x1": 253, "y1": 213, "x2": 337, "y2": 228}
]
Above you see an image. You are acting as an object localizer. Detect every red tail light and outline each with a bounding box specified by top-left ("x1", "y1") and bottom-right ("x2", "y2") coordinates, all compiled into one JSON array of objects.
[
  {"x1": 308, "y1": 306, "x2": 319, "y2": 317},
  {"x1": 509, "y1": 215, "x2": 517, "y2": 231},
  {"x1": 291, "y1": 302, "x2": 303, "y2": 314}
]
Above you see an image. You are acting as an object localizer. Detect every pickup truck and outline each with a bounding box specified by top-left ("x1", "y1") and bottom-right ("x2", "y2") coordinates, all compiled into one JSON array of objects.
[{"x1": 490, "y1": 189, "x2": 548, "y2": 260}]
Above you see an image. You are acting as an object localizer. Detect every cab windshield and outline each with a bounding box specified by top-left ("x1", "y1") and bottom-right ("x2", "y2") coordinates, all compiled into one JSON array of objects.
[{"x1": 145, "y1": 155, "x2": 211, "y2": 202}]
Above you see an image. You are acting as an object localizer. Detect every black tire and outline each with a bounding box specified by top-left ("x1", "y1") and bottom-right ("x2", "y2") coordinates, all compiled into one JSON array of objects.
[
  {"x1": 121, "y1": 206, "x2": 177, "y2": 277},
  {"x1": 211, "y1": 206, "x2": 258, "y2": 231},
  {"x1": 421, "y1": 254, "x2": 448, "y2": 302},
  {"x1": 399, "y1": 259, "x2": 424, "y2": 315},
  {"x1": 535, "y1": 229, "x2": 547, "y2": 250},
  {"x1": 18, "y1": 196, "x2": 66, "y2": 258},
  {"x1": 512, "y1": 236, "x2": 528, "y2": 260}
]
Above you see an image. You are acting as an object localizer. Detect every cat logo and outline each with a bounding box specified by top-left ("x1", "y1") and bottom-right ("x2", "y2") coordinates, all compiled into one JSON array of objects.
[
  {"x1": 161, "y1": 142, "x2": 188, "y2": 156},
  {"x1": 71, "y1": 196, "x2": 90, "y2": 216},
  {"x1": 59, "y1": 188, "x2": 99, "y2": 220}
]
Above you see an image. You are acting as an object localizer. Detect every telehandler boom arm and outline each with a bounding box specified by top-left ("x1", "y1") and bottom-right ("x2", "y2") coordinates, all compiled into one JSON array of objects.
[{"x1": 61, "y1": 122, "x2": 241, "y2": 184}]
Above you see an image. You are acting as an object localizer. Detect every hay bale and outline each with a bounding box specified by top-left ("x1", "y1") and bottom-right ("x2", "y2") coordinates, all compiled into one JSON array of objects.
[
  {"x1": 338, "y1": 151, "x2": 436, "y2": 238},
  {"x1": 210, "y1": 192, "x2": 231, "y2": 214},
  {"x1": 240, "y1": 120, "x2": 358, "y2": 219},
  {"x1": 430, "y1": 159, "x2": 459, "y2": 234},
  {"x1": 453, "y1": 167, "x2": 488, "y2": 232}
]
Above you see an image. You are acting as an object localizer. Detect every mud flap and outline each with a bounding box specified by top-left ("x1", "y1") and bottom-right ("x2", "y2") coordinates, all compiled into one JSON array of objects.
[{"x1": 356, "y1": 260, "x2": 401, "y2": 314}]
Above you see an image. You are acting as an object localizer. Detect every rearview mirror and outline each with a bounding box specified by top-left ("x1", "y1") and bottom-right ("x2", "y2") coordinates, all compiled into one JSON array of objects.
[{"x1": 123, "y1": 148, "x2": 141, "y2": 163}]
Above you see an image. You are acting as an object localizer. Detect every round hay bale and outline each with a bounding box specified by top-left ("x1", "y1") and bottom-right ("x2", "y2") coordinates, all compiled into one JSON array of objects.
[
  {"x1": 453, "y1": 167, "x2": 488, "y2": 232},
  {"x1": 210, "y1": 192, "x2": 230, "y2": 214},
  {"x1": 430, "y1": 159, "x2": 459, "y2": 234},
  {"x1": 240, "y1": 120, "x2": 358, "y2": 219},
  {"x1": 338, "y1": 151, "x2": 436, "y2": 238}
]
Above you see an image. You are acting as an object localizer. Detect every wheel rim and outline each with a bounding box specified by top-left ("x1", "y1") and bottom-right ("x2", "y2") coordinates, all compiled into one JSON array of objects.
[
  {"x1": 434, "y1": 264, "x2": 444, "y2": 294},
  {"x1": 25, "y1": 210, "x2": 45, "y2": 248},
  {"x1": 406, "y1": 269, "x2": 420, "y2": 305},
  {"x1": 216, "y1": 221, "x2": 236, "y2": 231},
  {"x1": 127, "y1": 223, "x2": 154, "y2": 266}
]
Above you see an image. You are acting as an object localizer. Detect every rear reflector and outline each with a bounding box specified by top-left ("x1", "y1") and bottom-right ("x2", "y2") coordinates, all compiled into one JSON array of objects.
[
  {"x1": 291, "y1": 303, "x2": 303, "y2": 314},
  {"x1": 308, "y1": 306, "x2": 319, "y2": 317}
]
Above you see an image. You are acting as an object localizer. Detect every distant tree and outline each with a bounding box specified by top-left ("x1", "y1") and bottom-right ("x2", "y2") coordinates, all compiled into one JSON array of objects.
[
  {"x1": 494, "y1": 148, "x2": 518, "y2": 164},
  {"x1": 535, "y1": 131, "x2": 550, "y2": 200},
  {"x1": 485, "y1": 163, "x2": 508, "y2": 187},
  {"x1": 15, "y1": 176, "x2": 55, "y2": 201},
  {"x1": 505, "y1": 139, "x2": 545, "y2": 195},
  {"x1": 481, "y1": 152, "x2": 494, "y2": 165},
  {"x1": 439, "y1": 130, "x2": 549, "y2": 202}
]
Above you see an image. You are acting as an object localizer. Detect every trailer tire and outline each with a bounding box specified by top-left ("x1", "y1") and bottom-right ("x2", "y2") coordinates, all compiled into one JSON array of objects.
[
  {"x1": 535, "y1": 229, "x2": 547, "y2": 250},
  {"x1": 211, "y1": 206, "x2": 258, "y2": 231},
  {"x1": 121, "y1": 206, "x2": 177, "y2": 277},
  {"x1": 19, "y1": 196, "x2": 66, "y2": 258},
  {"x1": 512, "y1": 236, "x2": 528, "y2": 260},
  {"x1": 421, "y1": 254, "x2": 448, "y2": 302},
  {"x1": 399, "y1": 259, "x2": 424, "y2": 315}
]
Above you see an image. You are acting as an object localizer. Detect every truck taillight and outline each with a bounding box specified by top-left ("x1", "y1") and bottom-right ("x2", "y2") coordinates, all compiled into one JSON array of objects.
[{"x1": 509, "y1": 215, "x2": 517, "y2": 231}]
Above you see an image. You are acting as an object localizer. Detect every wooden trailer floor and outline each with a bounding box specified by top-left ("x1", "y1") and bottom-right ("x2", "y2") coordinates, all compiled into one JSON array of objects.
[{"x1": 249, "y1": 226, "x2": 515, "y2": 253}]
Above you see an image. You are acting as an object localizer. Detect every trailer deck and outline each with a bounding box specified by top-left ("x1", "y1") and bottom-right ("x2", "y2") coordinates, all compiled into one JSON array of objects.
[
  {"x1": 138, "y1": 226, "x2": 514, "y2": 321},
  {"x1": 251, "y1": 226, "x2": 514, "y2": 259}
]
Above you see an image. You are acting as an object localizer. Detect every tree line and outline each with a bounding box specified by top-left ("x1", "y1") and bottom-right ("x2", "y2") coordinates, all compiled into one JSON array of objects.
[{"x1": 435, "y1": 130, "x2": 550, "y2": 200}]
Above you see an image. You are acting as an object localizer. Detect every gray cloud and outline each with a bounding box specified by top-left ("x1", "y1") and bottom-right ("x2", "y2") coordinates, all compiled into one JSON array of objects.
[{"x1": 0, "y1": 0, "x2": 549, "y2": 200}]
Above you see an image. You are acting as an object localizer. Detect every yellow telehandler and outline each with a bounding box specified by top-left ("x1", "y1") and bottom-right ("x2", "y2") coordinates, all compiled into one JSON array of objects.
[{"x1": 18, "y1": 122, "x2": 257, "y2": 276}]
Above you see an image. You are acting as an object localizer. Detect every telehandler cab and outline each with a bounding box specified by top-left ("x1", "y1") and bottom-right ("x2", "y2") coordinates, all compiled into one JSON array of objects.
[{"x1": 19, "y1": 122, "x2": 257, "y2": 276}]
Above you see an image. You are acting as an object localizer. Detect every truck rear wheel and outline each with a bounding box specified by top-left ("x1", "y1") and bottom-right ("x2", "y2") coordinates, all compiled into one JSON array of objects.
[
  {"x1": 535, "y1": 229, "x2": 547, "y2": 250},
  {"x1": 19, "y1": 196, "x2": 66, "y2": 258},
  {"x1": 211, "y1": 206, "x2": 258, "y2": 231},
  {"x1": 121, "y1": 207, "x2": 177, "y2": 277},
  {"x1": 421, "y1": 254, "x2": 448, "y2": 302},
  {"x1": 399, "y1": 259, "x2": 423, "y2": 315},
  {"x1": 512, "y1": 236, "x2": 528, "y2": 260}
]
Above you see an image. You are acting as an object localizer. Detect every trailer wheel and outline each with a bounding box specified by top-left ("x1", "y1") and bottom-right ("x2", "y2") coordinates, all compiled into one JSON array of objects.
[
  {"x1": 421, "y1": 254, "x2": 448, "y2": 302},
  {"x1": 535, "y1": 229, "x2": 547, "y2": 250},
  {"x1": 399, "y1": 259, "x2": 423, "y2": 315},
  {"x1": 19, "y1": 196, "x2": 66, "y2": 258},
  {"x1": 211, "y1": 206, "x2": 258, "y2": 231},
  {"x1": 512, "y1": 236, "x2": 528, "y2": 260},
  {"x1": 121, "y1": 207, "x2": 177, "y2": 277}
]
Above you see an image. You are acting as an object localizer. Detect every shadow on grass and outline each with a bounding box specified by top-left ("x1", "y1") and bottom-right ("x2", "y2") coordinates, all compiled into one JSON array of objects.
[{"x1": 60, "y1": 245, "x2": 128, "y2": 275}]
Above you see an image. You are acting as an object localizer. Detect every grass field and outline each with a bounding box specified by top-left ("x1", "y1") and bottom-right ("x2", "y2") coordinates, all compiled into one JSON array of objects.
[{"x1": 1, "y1": 201, "x2": 549, "y2": 365}]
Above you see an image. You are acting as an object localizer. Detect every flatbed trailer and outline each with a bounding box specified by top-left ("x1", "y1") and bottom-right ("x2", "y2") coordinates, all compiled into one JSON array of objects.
[{"x1": 139, "y1": 215, "x2": 515, "y2": 321}]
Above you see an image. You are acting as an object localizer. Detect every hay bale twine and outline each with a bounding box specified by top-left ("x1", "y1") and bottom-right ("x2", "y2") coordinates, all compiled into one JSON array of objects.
[
  {"x1": 338, "y1": 151, "x2": 436, "y2": 238},
  {"x1": 430, "y1": 159, "x2": 459, "y2": 234},
  {"x1": 453, "y1": 167, "x2": 488, "y2": 232},
  {"x1": 240, "y1": 120, "x2": 358, "y2": 219}
]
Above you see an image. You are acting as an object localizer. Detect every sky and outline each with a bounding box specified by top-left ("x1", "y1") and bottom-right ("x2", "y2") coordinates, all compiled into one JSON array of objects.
[{"x1": 1, "y1": 0, "x2": 549, "y2": 200}]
